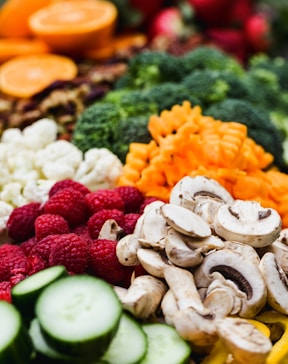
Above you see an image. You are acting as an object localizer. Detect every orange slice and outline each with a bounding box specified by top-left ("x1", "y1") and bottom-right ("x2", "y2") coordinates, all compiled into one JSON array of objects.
[
  {"x1": 0, "y1": 53, "x2": 77, "y2": 98},
  {"x1": 0, "y1": 38, "x2": 51, "y2": 64},
  {"x1": 0, "y1": 0, "x2": 52, "y2": 37},
  {"x1": 28, "y1": 0, "x2": 118, "y2": 54}
]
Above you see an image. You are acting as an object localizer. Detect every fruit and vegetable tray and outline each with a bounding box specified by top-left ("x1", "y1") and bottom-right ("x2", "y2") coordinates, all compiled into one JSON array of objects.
[{"x1": 0, "y1": 0, "x2": 288, "y2": 363}]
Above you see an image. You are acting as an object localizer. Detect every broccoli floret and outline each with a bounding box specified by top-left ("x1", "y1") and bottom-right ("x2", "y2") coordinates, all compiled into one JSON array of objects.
[
  {"x1": 113, "y1": 114, "x2": 152, "y2": 163},
  {"x1": 204, "y1": 99, "x2": 285, "y2": 170},
  {"x1": 182, "y1": 70, "x2": 230, "y2": 106},
  {"x1": 72, "y1": 102, "x2": 121, "y2": 153},
  {"x1": 180, "y1": 46, "x2": 244, "y2": 76},
  {"x1": 214, "y1": 70, "x2": 250, "y2": 99},
  {"x1": 146, "y1": 82, "x2": 202, "y2": 111},
  {"x1": 117, "y1": 50, "x2": 184, "y2": 90}
]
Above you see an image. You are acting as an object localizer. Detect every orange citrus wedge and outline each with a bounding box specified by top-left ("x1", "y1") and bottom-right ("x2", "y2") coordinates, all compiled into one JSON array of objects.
[
  {"x1": 0, "y1": 38, "x2": 51, "y2": 64},
  {"x1": 0, "y1": 53, "x2": 77, "y2": 98},
  {"x1": 28, "y1": 0, "x2": 118, "y2": 54},
  {"x1": 0, "y1": 0, "x2": 52, "y2": 37}
]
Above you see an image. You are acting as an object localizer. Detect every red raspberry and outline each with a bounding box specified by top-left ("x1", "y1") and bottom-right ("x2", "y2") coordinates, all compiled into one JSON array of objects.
[
  {"x1": 35, "y1": 214, "x2": 70, "y2": 241},
  {"x1": 71, "y1": 224, "x2": 93, "y2": 245},
  {"x1": 114, "y1": 186, "x2": 144, "y2": 213},
  {"x1": 85, "y1": 189, "x2": 124, "y2": 215},
  {"x1": 89, "y1": 239, "x2": 133, "y2": 286},
  {"x1": 0, "y1": 244, "x2": 27, "y2": 281},
  {"x1": 10, "y1": 273, "x2": 26, "y2": 287},
  {"x1": 20, "y1": 237, "x2": 37, "y2": 256},
  {"x1": 122, "y1": 213, "x2": 141, "y2": 235},
  {"x1": 44, "y1": 188, "x2": 89, "y2": 227},
  {"x1": 88, "y1": 209, "x2": 125, "y2": 239},
  {"x1": 26, "y1": 254, "x2": 47, "y2": 275},
  {"x1": 49, "y1": 179, "x2": 91, "y2": 197},
  {"x1": 30, "y1": 233, "x2": 88, "y2": 274},
  {"x1": 7, "y1": 202, "x2": 42, "y2": 242},
  {"x1": 0, "y1": 281, "x2": 12, "y2": 303}
]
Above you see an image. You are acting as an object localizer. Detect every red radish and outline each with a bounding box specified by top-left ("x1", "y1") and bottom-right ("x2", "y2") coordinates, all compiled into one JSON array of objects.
[
  {"x1": 188, "y1": 0, "x2": 233, "y2": 26},
  {"x1": 225, "y1": 0, "x2": 254, "y2": 27},
  {"x1": 245, "y1": 13, "x2": 271, "y2": 52},
  {"x1": 129, "y1": 0, "x2": 165, "y2": 23}
]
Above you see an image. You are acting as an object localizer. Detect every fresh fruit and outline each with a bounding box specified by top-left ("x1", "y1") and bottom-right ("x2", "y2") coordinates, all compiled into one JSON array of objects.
[
  {"x1": 87, "y1": 209, "x2": 125, "y2": 239},
  {"x1": 28, "y1": 0, "x2": 118, "y2": 54},
  {"x1": 35, "y1": 274, "x2": 122, "y2": 359},
  {"x1": 245, "y1": 12, "x2": 272, "y2": 52},
  {"x1": 114, "y1": 186, "x2": 144, "y2": 213},
  {"x1": 85, "y1": 189, "x2": 124, "y2": 215},
  {"x1": 188, "y1": 0, "x2": 233, "y2": 26},
  {"x1": 34, "y1": 213, "x2": 70, "y2": 241},
  {"x1": 225, "y1": 0, "x2": 253, "y2": 27},
  {"x1": 0, "y1": 244, "x2": 27, "y2": 281},
  {"x1": 49, "y1": 179, "x2": 91, "y2": 198},
  {"x1": 0, "y1": 53, "x2": 78, "y2": 98}
]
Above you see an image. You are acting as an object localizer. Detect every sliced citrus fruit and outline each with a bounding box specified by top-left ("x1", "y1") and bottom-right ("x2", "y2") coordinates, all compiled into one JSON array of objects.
[
  {"x1": 28, "y1": 0, "x2": 118, "y2": 54},
  {"x1": 0, "y1": 38, "x2": 51, "y2": 64},
  {"x1": 0, "y1": 0, "x2": 52, "y2": 37},
  {"x1": 0, "y1": 53, "x2": 77, "y2": 98}
]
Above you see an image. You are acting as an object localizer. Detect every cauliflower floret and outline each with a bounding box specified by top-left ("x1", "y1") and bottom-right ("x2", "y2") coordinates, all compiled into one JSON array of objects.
[
  {"x1": 0, "y1": 162, "x2": 12, "y2": 187},
  {"x1": 1, "y1": 128, "x2": 23, "y2": 144},
  {"x1": 1, "y1": 182, "x2": 27, "y2": 207},
  {"x1": 75, "y1": 148, "x2": 123, "y2": 191},
  {"x1": 0, "y1": 201, "x2": 13, "y2": 233},
  {"x1": 23, "y1": 179, "x2": 56, "y2": 204},
  {"x1": 22, "y1": 118, "x2": 58, "y2": 150},
  {"x1": 35, "y1": 140, "x2": 83, "y2": 180},
  {"x1": 8, "y1": 150, "x2": 39, "y2": 186}
]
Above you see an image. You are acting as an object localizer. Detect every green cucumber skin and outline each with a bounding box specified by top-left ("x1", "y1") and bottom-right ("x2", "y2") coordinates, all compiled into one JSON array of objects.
[
  {"x1": 35, "y1": 275, "x2": 122, "y2": 360},
  {"x1": 12, "y1": 265, "x2": 68, "y2": 323}
]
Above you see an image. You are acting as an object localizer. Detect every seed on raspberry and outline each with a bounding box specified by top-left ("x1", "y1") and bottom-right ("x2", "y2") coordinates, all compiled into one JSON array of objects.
[
  {"x1": 114, "y1": 186, "x2": 144, "y2": 213},
  {"x1": 85, "y1": 189, "x2": 124, "y2": 215},
  {"x1": 35, "y1": 213, "x2": 70, "y2": 241},
  {"x1": 49, "y1": 179, "x2": 91, "y2": 197},
  {"x1": 122, "y1": 213, "x2": 141, "y2": 235},
  {"x1": 0, "y1": 244, "x2": 27, "y2": 281},
  {"x1": 88, "y1": 209, "x2": 125, "y2": 239}
]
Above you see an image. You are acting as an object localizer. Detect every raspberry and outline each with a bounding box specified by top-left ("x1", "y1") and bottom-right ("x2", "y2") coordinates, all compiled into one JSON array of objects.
[
  {"x1": 85, "y1": 189, "x2": 124, "y2": 215},
  {"x1": 71, "y1": 224, "x2": 93, "y2": 245},
  {"x1": 88, "y1": 209, "x2": 125, "y2": 239},
  {"x1": 0, "y1": 244, "x2": 27, "y2": 281},
  {"x1": 44, "y1": 188, "x2": 89, "y2": 227},
  {"x1": 0, "y1": 281, "x2": 12, "y2": 303},
  {"x1": 114, "y1": 186, "x2": 144, "y2": 213},
  {"x1": 7, "y1": 202, "x2": 42, "y2": 242},
  {"x1": 30, "y1": 233, "x2": 88, "y2": 274},
  {"x1": 122, "y1": 213, "x2": 141, "y2": 235},
  {"x1": 49, "y1": 179, "x2": 91, "y2": 198},
  {"x1": 35, "y1": 214, "x2": 70, "y2": 241},
  {"x1": 20, "y1": 237, "x2": 37, "y2": 256},
  {"x1": 26, "y1": 255, "x2": 47, "y2": 275},
  {"x1": 89, "y1": 239, "x2": 133, "y2": 286}
]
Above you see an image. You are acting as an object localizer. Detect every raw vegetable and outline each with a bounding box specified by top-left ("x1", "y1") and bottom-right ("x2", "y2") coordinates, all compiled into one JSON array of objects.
[
  {"x1": 0, "y1": 54, "x2": 78, "y2": 98},
  {"x1": 0, "y1": 300, "x2": 33, "y2": 363},
  {"x1": 35, "y1": 274, "x2": 122, "y2": 359},
  {"x1": 140, "y1": 322, "x2": 191, "y2": 364},
  {"x1": 11, "y1": 265, "x2": 68, "y2": 322}
]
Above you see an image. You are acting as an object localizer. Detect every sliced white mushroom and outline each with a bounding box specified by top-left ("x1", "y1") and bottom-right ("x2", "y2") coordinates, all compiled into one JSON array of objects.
[
  {"x1": 172, "y1": 307, "x2": 218, "y2": 347},
  {"x1": 216, "y1": 317, "x2": 272, "y2": 364},
  {"x1": 161, "y1": 289, "x2": 179, "y2": 325},
  {"x1": 163, "y1": 265, "x2": 210, "y2": 315},
  {"x1": 259, "y1": 252, "x2": 288, "y2": 315},
  {"x1": 116, "y1": 234, "x2": 141, "y2": 266},
  {"x1": 276, "y1": 228, "x2": 288, "y2": 246},
  {"x1": 266, "y1": 239, "x2": 288, "y2": 275},
  {"x1": 194, "y1": 249, "x2": 267, "y2": 318},
  {"x1": 185, "y1": 234, "x2": 225, "y2": 254},
  {"x1": 193, "y1": 195, "x2": 226, "y2": 228},
  {"x1": 136, "y1": 248, "x2": 173, "y2": 278},
  {"x1": 223, "y1": 240, "x2": 260, "y2": 266},
  {"x1": 170, "y1": 175, "x2": 234, "y2": 210},
  {"x1": 214, "y1": 199, "x2": 282, "y2": 248},
  {"x1": 98, "y1": 219, "x2": 123, "y2": 240},
  {"x1": 160, "y1": 203, "x2": 211, "y2": 238},
  {"x1": 119, "y1": 275, "x2": 167, "y2": 319},
  {"x1": 164, "y1": 228, "x2": 203, "y2": 268}
]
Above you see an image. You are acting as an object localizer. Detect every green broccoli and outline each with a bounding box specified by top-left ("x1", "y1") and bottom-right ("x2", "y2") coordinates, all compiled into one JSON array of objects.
[
  {"x1": 72, "y1": 102, "x2": 121, "y2": 153},
  {"x1": 182, "y1": 69, "x2": 230, "y2": 106},
  {"x1": 145, "y1": 82, "x2": 202, "y2": 111},
  {"x1": 204, "y1": 98, "x2": 285, "y2": 170},
  {"x1": 180, "y1": 46, "x2": 245, "y2": 76},
  {"x1": 115, "y1": 50, "x2": 185, "y2": 90}
]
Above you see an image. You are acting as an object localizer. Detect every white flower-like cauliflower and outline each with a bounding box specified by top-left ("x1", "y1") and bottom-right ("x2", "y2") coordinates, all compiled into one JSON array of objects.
[
  {"x1": 0, "y1": 201, "x2": 13, "y2": 234},
  {"x1": 23, "y1": 179, "x2": 56, "y2": 204},
  {"x1": 0, "y1": 182, "x2": 27, "y2": 207},
  {"x1": 35, "y1": 140, "x2": 83, "y2": 180},
  {"x1": 75, "y1": 148, "x2": 123, "y2": 191}
]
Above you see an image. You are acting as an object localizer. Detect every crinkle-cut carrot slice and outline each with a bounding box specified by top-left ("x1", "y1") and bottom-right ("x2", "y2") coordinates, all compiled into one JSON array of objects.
[
  {"x1": 0, "y1": 53, "x2": 77, "y2": 98},
  {"x1": 232, "y1": 174, "x2": 269, "y2": 201}
]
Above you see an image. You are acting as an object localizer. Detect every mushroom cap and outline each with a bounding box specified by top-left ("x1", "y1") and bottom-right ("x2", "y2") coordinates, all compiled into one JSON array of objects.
[{"x1": 214, "y1": 200, "x2": 282, "y2": 248}]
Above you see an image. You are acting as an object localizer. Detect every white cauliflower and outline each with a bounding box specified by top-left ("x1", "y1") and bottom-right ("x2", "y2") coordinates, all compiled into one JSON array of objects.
[
  {"x1": 22, "y1": 118, "x2": 58, "y2": 150},
  {"x1": 23, "y1": 179, "x2": 56, "y2": 204},
  {"x1": 75, "y1": 148, "x2": 123, "y2": 191},
  {"x1": 35, "y1": 140, "x2": 83, "y2": 180},
  {"x1": 0, "y1": 201, "x2": 13, "y2": 234},
  {"x1": 0, "y1": 182, "x2": 27, "y2": 207}
]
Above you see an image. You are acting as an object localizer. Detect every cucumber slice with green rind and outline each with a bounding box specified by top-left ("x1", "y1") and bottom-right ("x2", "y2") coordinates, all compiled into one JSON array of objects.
[
  {"x1": 99, "y1": 313, "x2": 147, "y2": 364},
  {"x1": 0, "y1": 300, "x2": 34, "y2": 364},
  {"x1": 140, "y1": 323, "x2": 191, "y2": 364},
  {"x1": 35, "y1": 275, "x2": 122, "y2": 360},
  {"x1": 12, "y1": 265, "x2": 68, "y2": 322}
]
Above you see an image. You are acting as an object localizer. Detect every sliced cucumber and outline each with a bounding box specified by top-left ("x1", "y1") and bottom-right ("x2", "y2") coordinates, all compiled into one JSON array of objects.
[
  {"x1": 99, "y1": 313, "x2": 147, "y2": 364},
  {"x1": 0, "y1": 300, "x2": 33, "y2": 364},
  {"x1": 35, "y1": 275, "x2": 122, "y2": 360},
  {"x1": 140, "y1": 323, "x2": 191, "y2": 364},
  {"x1": 12, "y1": 265, "x2": 68, "y2": 322}
]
